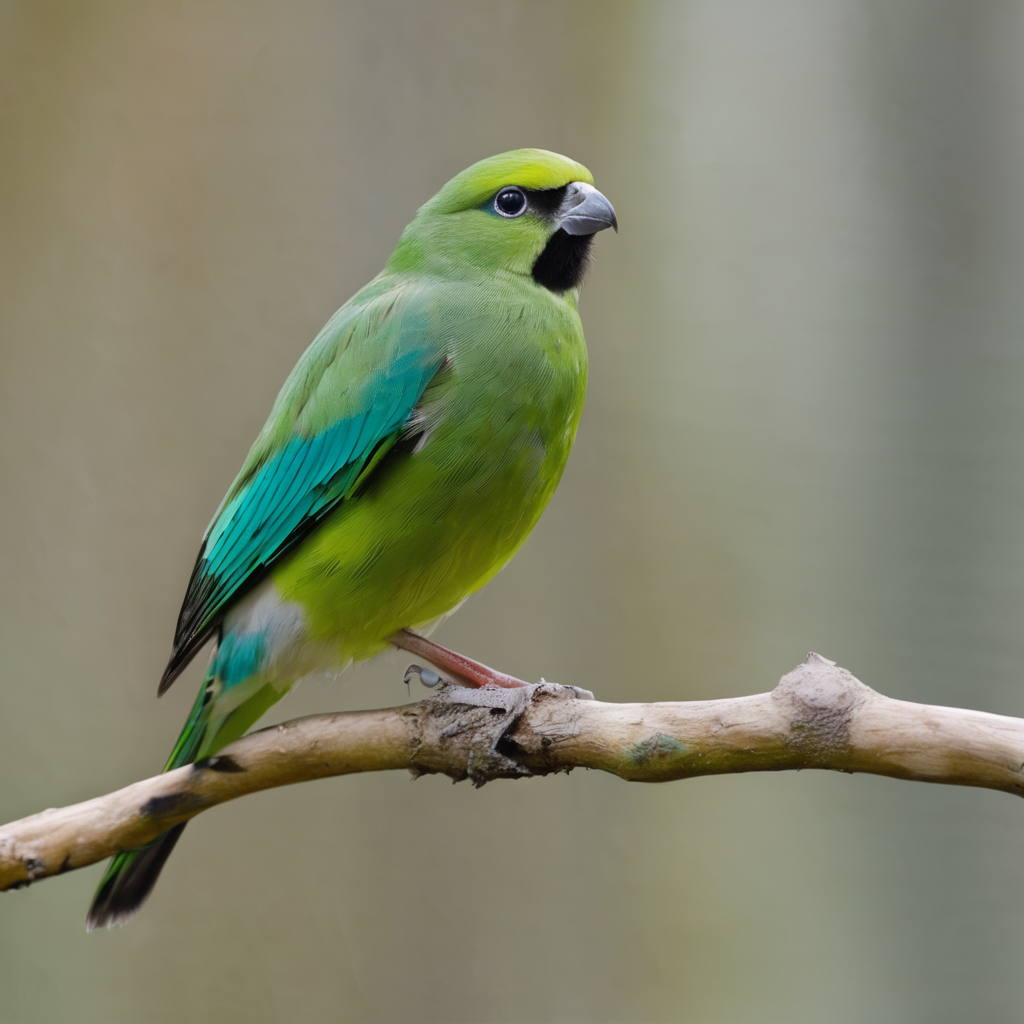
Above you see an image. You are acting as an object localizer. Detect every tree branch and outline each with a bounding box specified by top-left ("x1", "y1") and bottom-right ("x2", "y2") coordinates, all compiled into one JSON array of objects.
[{"x1": 3, "y1": 652, "x2": 1023, "y2": 893}]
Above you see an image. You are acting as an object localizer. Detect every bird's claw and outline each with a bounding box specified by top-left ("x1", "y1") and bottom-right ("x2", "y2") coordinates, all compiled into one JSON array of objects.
[{"x1": 404, "y1": 664, "x2": 441, "y2": 688}]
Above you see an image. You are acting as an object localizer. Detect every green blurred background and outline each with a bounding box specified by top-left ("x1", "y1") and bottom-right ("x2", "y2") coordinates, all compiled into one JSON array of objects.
[{"x1": 3, "y1": 2, "x2": 1024, "y2": 1021}]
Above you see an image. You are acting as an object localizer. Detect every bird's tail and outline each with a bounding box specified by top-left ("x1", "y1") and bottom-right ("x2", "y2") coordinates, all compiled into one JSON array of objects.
[
  {"x1": 85, "y1": 676, "x2": 214, "y2": 931},
  {"x1": 86, "y1": 670, "x2": 289, "y2": 930},
  {"x1": 85, "y1": 823, "x2": 189, "y2": 930},
  {"x1": 86, "y1": 637, "x2": 292, "y2": 931}
]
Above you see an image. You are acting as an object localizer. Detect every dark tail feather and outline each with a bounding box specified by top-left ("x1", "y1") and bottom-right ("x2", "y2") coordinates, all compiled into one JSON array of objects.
[
  {"x1": 85, "y1": 822, "x2": 188, "y2": 931},
  {"x1": 86, "y1": 678, "x2": 211, "y2": 930},
  {"x1": 85, "y1": 671, "x2": 283, "y2": 929}
]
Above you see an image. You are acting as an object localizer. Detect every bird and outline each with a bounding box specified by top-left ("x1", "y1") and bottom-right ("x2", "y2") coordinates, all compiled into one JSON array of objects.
[{"x1": 86, "y1": 148, "x2": 616, "y2": 929}]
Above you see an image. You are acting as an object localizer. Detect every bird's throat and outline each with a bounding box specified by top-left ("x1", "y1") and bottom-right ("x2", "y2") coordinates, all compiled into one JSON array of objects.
[{"x1": 531, "y1": 230, "x2": 594, "y2": 293}]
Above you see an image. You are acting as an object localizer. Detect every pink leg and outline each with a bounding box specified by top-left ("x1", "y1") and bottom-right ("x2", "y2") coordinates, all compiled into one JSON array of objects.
[{"x1": 390, "y1": 629, "x2": 530, "y2": 688}]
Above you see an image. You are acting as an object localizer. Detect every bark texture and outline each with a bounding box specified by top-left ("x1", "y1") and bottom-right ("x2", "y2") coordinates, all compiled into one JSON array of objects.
[{"x1": 3, "y1": 653, "x2": 1023, "y2": 893}]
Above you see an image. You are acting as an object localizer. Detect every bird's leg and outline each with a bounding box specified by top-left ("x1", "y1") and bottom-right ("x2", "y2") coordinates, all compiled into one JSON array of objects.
[{"x1": 390, "y1": 629, "x2": 531, "y2": 689}]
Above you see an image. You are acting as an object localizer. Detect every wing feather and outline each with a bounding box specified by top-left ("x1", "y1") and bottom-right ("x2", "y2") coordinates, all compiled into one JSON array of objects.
[{"x1": 158, "y1": 286, "x2": 443, "y2": 694}]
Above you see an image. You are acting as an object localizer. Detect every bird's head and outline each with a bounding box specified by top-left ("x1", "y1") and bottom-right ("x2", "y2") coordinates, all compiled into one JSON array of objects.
[{"x1": 387, "y1": 149, "x2": 617, "y2": 294}]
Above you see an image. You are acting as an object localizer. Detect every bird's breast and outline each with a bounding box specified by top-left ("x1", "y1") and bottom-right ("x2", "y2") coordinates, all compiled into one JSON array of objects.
[{"x1": 272, "y1": 284, "x2": 588, "y2": 657}]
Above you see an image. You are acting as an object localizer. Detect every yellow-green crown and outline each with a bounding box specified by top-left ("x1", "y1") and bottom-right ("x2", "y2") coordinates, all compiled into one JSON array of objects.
[{"x1": 425, "y1": 149, "x2": 594, "y2": 215}]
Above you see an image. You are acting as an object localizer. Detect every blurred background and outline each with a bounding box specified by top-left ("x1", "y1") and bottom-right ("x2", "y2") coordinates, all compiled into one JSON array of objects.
[{"x1": 3, "y1": 1, "x2": 1024, "y2": 1021}]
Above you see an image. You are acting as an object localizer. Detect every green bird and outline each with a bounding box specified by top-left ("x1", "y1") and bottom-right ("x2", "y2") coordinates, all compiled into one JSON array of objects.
[{"x1": 86, "y1": 148, "x2": 616, "y2": 929}]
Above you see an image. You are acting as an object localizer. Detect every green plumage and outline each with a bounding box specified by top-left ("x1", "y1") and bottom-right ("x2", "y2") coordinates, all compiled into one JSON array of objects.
[
  {"x1": 87, "y1": 149, "x2": 614, "y2": 929},
  {"x1": 275, "y1": 269, "x2": 587, "y2": 657}
]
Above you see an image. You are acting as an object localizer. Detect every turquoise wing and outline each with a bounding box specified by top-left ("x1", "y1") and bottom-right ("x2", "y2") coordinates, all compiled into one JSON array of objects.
[{"x1": 159, "y1": 284, "x2": 443, "y2": 693}]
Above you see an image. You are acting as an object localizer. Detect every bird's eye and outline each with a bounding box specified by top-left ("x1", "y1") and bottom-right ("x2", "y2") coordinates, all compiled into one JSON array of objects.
[{"x1": 494, "y1": 187, "x2": 528, "y2": 218}]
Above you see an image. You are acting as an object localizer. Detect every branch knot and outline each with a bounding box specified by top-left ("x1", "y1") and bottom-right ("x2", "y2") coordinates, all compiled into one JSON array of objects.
[{"x1": 771, "y1": 652, "x2": 874, "y2": 762}]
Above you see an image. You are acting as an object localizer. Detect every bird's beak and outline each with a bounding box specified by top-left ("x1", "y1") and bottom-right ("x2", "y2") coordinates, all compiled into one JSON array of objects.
[{"x1": 558, "y1": 182, "x2": 618, "y2": 235}]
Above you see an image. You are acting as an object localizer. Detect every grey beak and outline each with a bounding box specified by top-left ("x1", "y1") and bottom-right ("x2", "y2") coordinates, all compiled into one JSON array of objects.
[{"x1": 559, "y1": 182, "x2": 618, "y2": 236}]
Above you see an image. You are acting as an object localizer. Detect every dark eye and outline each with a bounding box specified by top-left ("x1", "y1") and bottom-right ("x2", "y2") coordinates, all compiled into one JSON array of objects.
[{"x1": 494, "y1": 187, "x2": 527, "y2": 218}]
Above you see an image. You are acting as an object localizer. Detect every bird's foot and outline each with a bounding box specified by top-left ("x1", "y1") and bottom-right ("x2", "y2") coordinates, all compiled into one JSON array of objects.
[
  {"x1": 404, "y1": 664, "x2": 442, "y2": 688},
  {"x1": 391, "y1": 629, "x2": 531, "y2": 689}
]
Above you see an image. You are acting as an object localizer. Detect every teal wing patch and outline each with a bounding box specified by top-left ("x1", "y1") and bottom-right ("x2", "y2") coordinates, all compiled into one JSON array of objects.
[{"x1": 159, "y1": 295, "x2": 443, "y2": 694}]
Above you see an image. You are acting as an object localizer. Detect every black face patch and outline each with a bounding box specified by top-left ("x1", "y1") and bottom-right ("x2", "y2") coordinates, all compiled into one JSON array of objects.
[
  {"x1": 484, "y1": 184, "x2": 594, "y2": 292},
  {"x1": 531, "y1": 230, "x2": 595, "y2": 293},
  {"x1": 521, "y1": 185, "x2": 568, "y2": 218}
]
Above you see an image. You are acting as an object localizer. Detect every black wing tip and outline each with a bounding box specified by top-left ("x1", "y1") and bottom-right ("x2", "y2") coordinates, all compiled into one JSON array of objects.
[
  {"x1": 158, "y1": 624, "x2": 216, "y2": 696},
  {"x1": 157, "y1": 660, "x2": 183, "y2": 697},
  {"x1": 85, "y1": 823, "x2": 187, "y2": 931},
  {"x1": 158, "y1": 550, "x2": 217, "y2": 697}
]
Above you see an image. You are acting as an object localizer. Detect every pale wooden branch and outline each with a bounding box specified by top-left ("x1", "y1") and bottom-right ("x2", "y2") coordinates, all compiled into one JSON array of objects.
[{"x1": 3, "y1": 652, "x2": 1024, "y2": 893}]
